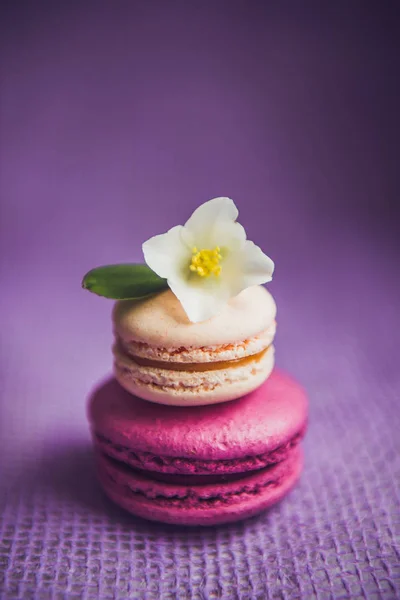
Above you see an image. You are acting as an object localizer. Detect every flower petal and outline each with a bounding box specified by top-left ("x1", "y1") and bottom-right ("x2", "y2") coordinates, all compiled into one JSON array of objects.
[
  {"x1": 181, "y1": 218, "x2": 246, "y2": 255},
  {"x1": 142, "y1": 225, "x2": 189, "y2": 279},
  {"x1": 184, "y1": 197, "x2": 238, "y2": 244},
  {"x1": 208, "y1": 219, "x2": 247, "y2": 252},
  {"x1": 230, "y1": 241, "x2": 274, "y2": 294},
  {"x1": 168, "y1": 277, "x2": 231, "y2": 323},
  {"x1": 242, "y1": 240, "x2": 275, "y2": 282}
]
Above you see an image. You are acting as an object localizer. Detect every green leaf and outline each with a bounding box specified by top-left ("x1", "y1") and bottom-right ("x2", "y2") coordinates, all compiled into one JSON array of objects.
[{"x1": 82, "y1": 264, "x2": 168, "y2": 300}]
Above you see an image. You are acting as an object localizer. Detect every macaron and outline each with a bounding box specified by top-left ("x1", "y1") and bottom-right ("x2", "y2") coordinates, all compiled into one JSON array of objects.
[
  {"x1": 112, "y1": 285, "x2": 276, "y2": 406},
  {"x1": 88, "y1": 370, "x2": 308, "y2": 526}
]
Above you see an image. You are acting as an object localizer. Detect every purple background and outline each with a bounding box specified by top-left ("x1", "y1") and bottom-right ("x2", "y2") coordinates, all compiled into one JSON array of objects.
[{"x1": 1, "y1": 2, "x2": 399, "y2": 598}]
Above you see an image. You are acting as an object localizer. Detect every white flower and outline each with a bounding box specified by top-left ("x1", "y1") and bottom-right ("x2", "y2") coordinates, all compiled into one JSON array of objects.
[{"x1": 142, "y1": 197, "x2": 274, "y2": 323}]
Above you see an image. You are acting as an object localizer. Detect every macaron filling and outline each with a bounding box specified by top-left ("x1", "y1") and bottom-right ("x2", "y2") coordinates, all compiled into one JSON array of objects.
[
  {"x1": 118, "y1": 345, "x2": 269, "y2": 372},
  {"x1": 93, "y1": 427, "x2": 305, "y2": 475},
  {"x1": 103, "y1": 455, "x2": 265, "y2": 485},
  {"x1": 113, "y1": 322, "x2": 276, "y2": 365},
  {"x1": 98, "y1": 447, "x2": 302, "y2": 508}
]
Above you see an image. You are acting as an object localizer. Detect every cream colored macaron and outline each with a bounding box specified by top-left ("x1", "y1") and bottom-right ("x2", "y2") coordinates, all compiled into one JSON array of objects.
[{"x1": 112, "y1": 285, "x2": 276, "y2": 406}]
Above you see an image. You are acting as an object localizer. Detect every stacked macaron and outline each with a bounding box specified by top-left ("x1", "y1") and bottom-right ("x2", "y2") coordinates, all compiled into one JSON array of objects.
[
  {"x1": 84, "y1": 197, "x2": 308, "y2": 525},
  {"x1": 112, "y1": 286, "x2": 276, "y2": 406}
]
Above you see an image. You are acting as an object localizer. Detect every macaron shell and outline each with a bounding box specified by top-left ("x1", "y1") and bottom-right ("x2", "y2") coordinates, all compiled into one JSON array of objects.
[
  {"x1": 113, "y1": 344, "x2": 275, "y2": 406},
  {"x1": 88, "y1": 370, "x2": 308, "y2": 463},
  {"x1": 97, "y1": 447, "x2": 303, "y2": 526},
  {"x1": 113, "y1": 285, "x2": 276, "y2": 350}
]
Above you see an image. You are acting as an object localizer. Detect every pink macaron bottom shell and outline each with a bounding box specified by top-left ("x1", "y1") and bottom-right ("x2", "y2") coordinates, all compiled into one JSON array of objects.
[{"x1": 96, "y1": 447, "x2": 303, "y2": 526}]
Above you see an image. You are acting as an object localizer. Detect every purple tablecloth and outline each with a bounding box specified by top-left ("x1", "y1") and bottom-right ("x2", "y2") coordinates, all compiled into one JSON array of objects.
[{"x1": 1, "y1": 2, "x2": 399, "y2": 598}]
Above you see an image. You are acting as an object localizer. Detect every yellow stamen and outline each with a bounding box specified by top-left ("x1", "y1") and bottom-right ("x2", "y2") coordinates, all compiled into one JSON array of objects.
[{"x1": 189, "y1": 246, "x2": 222, "y2": 278}]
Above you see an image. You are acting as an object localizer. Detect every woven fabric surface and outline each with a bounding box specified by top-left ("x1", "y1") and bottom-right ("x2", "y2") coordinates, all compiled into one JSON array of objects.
[{"x1": 1, "y1": 2, "x2": 399, "y2": 599}]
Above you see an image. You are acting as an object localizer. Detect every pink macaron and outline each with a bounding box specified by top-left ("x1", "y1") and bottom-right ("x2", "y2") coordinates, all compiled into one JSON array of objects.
[{"x1": 88, "y1": 370, "x2": 308, "y2": 526}]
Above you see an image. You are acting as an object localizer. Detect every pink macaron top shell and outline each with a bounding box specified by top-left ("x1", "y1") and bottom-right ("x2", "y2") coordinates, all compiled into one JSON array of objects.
[{"x1": 88, "y1": 370, "x2": 307, "y2": 466}]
